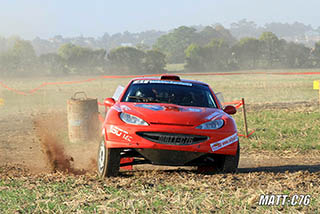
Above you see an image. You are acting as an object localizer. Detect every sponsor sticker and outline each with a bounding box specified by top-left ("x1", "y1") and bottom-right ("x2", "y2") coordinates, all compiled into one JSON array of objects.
[
  {"x1": 159, "y1": 135, "x2": 194, "y2": 144},
  {"x1": 133, "y1": 80, "x2": 150, "y2": 84},
  {"x1": 210, "y1": 133, "x2": 238, "y2": 152},
  {"x1": 135, "y1": 104, "x2": 164, "y2": 111},
  {"x1": 135, "y1": 104, "x2": 202, "y2": 112},
  {"x1": 120, "y1": 105, "x2": 131, "y2": 111},
  {"x1": 182, "y1": 108, "x2": 202, "y2": 112},
  {"x1": 111, "y1": 106, "x2": 121, "y2": 112},
  {"x1": 110, "y1": 125, "x2": 133, "y2": 142},
  {"x1": 205, "y1": 112, "x2": 223, "y2": 120},
  {"x1": 133, "y1": 80, "x2": 192, "y2": 86}
]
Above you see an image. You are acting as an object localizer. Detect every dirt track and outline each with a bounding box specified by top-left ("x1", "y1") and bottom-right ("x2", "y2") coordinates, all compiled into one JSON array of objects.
[{"x1": 1, "y1": 105, "x2": 320, "y2": 176}]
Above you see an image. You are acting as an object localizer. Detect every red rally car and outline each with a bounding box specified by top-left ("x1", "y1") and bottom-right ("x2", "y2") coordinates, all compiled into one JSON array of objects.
[{"x1": 97, "y1": 75, "x2": 239, "y2": 177}]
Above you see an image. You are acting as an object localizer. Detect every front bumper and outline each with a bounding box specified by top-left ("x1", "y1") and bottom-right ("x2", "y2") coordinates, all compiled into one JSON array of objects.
[{"x1": 104, "y1": 124, "x2": 238, "y2": 156}]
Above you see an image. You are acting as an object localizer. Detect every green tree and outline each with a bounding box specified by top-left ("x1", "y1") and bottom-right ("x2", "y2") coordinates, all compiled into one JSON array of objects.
[
  {"x1": 185, "y1": 44, "x2": 208, "y2": 71},
  {"x1": 185, "y1": 39, "x2": 232, "y2": 72},
  {"x1": 311, "y1": 41, "x2": 320, "y2": 67},
  {"x1": 259, "y1": 32, "x2": 285, "y2": 67},
  {"x1": 107, "y1": 46, "x2": 146, "y2": 73},
  {"x1": 58, "y1": 43, "x2": 106, "y2": 74},
  {"x1": 0, "y1": 39, "x2": 38, "y2": 76},
  {"x1": 230, "y1": 19, "x2": 262, "y2": 39},
  {"x1": 136, "y1": 43, "x2": 150, "y2": 51},
  {"x1": 196, "y1": 26, "x2": 222, "y2": 46},
  {"x1": 58, "y1": 43, "x2": 79, "y2": 62},
  {"x1": 283, "y1": 42, "x2": 311, "y2": 68},
  {"x1": 153, "y1": 26, "x2": 197, "y2": 63},
  {"x1": 264, "y1": 22, "x2": 313, "y2": 37},
  {"x1": 206, "y1": 39, "x2": 232, "y2": 71},
  {"x1": 39, "y1": 53, "x2": 67, "y2": 75},
  {"x1": 233, "y1": 37, "x2": 261, "y2": 69},
  {"x1": 143, "y1": 50, "x2": 166, "y2": 73},
  {"x1": 213, "y1": 25, "x2": 238, "y2": 46},
  {"x1": 0, "y1": 51, "x2": 19, "y2": 76},
  {"x1": 154, "y1": 25, "x2": 236, "y2": 64}
]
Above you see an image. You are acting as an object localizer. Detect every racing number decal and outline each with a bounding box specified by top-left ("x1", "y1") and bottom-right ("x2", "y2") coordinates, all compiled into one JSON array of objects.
[{"x1": 110, "y1": 125, "x2": 133, "y2": 142}]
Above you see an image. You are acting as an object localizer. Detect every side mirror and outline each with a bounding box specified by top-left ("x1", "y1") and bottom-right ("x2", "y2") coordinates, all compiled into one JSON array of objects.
[
  {"x1": 104, "y1": 98, "x2": 115, "y2": 107},
  {"x1": 223, "y1": 105, "x2": 237, "y2": 115}
]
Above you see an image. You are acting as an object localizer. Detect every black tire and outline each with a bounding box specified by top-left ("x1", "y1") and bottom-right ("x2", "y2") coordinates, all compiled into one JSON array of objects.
[
  {"x1": 97, "y1": 137, "x2": 121, "y2": 178},
  {"x1": 219, "y1": 143, "x2": 240, "y2": 173},
  {"x1": 197, "y1": 143, "x2": 240, "y2": 174}
]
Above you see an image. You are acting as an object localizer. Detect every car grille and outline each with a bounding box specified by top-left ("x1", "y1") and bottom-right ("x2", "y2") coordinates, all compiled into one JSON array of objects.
[{"x1": 136, "y1": 132, "x2": 208, "y2": 145}]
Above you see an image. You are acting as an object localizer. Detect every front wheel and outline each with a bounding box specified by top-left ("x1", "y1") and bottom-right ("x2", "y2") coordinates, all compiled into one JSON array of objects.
[
  {"x1": 197, "y1": 142, "x2": 240, "y2": 174},
  {"x1": 219, "y1": 142, "x2": 240, "y2": 173},
  {"x1": 97, "y1": 137, "x2": 121, "y2": 178}
]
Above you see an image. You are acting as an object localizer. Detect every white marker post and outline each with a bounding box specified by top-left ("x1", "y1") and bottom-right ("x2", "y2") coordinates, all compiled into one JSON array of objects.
[{"x1": 314, "y1": 80, "x2": 320, "y2": 106}]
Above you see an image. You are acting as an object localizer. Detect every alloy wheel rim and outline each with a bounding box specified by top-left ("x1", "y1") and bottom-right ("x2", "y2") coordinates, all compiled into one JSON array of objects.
[{"x1": 98, "y1": 140, "x2": 106, "y2": 174}]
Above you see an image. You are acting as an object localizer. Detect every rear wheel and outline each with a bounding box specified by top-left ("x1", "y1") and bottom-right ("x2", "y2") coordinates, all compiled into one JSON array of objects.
[{"x1": 97, "y1": 137, "x2": 121, "y2": 178}]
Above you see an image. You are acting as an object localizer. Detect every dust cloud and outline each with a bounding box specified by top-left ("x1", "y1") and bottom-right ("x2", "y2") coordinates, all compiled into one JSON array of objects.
[{"x1": 33, "y1": 111, "x2": 98, "y2": 175}]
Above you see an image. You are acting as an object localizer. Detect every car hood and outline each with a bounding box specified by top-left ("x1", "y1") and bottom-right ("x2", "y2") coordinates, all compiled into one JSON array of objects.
[{"x1": 118, "y1": 103, "x2": 226, "y2": 126}]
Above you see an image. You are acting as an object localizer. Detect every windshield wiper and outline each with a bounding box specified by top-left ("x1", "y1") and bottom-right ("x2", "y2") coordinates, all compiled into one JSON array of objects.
[{"x1": 128, "y1": 96, "x2": 148, "y2": 102}]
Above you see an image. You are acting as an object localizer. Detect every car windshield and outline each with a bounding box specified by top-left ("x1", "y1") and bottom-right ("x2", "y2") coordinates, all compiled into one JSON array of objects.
[{"x1": 121, "y1": 80, "x2": 217, "y2": 108}]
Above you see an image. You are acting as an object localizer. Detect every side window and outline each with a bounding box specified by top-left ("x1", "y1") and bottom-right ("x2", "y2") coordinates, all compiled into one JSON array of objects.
[
  {"x1": 205, "y1": 91, "x2": 217, "y2": 108},
  {"x1": 215, "y1": 92, "x2": 225, "y2": 105},
  {"x1": 112, "y1": 85, "x2": 124, "y2": 101}
]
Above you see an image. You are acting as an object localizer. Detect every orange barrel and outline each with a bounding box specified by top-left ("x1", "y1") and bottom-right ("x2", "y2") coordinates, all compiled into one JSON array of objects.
[{"x1": 67, "y1": 92, "x2": 100, "y2": 143}]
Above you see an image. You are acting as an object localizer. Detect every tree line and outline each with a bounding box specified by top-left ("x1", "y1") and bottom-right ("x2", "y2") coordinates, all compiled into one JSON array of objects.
[
  {"x1": 0, "y1": 39, "x2": 166, "y2": 76},
  {"x1": 184, "y1": 31, "x2": 320, "y2": 71},
  {"x1": 1, "y1": 20, "x2": 317, "y2": 56},
  {"x1": 1, "y1": 24, "x2": 320, "y2": 76}
]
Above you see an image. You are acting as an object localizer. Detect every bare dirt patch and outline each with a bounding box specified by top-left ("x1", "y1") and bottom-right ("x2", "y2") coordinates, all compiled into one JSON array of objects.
[
  {"x1": 247, "y1": 100, "x2": 318, "y2": 111},
  {"x1": 0, "y1": 111, "x2": 97, "y2": 175}
]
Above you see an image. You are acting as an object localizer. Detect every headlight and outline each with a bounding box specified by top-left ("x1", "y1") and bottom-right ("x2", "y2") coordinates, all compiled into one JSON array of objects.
[
  {"x1": 120, "y1": 113, "x2": 149, "y2": 126},
  {"x1": 196, "y1": 119, "x2": 224, "y2": 130}
]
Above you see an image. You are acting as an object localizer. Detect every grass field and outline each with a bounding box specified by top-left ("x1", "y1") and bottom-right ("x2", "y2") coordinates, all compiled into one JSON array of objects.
[
  {"x1": 1, "y1": 69, "x2": 320, "y2": 213},
  {"x1": 164, "y1": 63, "x2": 185, "y2": 72},
  {"x1": 1, "y1": 166, "x2": 319, "y2": 214},
  {"x1": 1, "y1": 68, "x2": 319, "y2": 114}
]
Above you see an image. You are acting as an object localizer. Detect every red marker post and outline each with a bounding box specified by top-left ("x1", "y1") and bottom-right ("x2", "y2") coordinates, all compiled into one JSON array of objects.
[{"x1": 241, "y1": 98, "x2": 249, "y2": 138}]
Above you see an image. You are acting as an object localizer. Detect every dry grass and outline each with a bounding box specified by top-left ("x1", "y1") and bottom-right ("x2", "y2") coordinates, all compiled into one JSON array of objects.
[{"x1": 0, "y1": 165, "x2": 319, "y2": 213}]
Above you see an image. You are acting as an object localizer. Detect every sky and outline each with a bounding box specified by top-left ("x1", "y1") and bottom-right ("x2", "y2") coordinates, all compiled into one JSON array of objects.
[{"x1": 0, "y1": 0, "x2": 320, "y2": 39}]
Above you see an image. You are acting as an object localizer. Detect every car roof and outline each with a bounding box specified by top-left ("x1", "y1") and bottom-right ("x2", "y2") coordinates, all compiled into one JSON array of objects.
[{"x1": 130, "y1": 76, "x2": 209, "y2": 86}]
